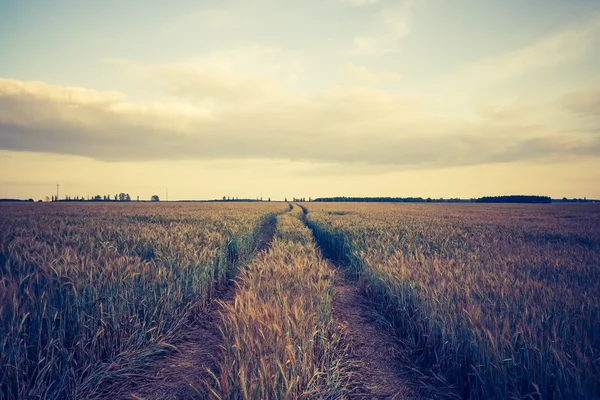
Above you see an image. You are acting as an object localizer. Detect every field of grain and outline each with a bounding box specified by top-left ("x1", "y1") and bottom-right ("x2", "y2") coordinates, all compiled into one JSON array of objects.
[
  {"x1": 0, "y1": 202, "x2": 285, "y2": 400},
  {"x1": 304, "y1": 203, "x2": 600, "y2": 399},
  {"x1": 1, "y1": 201, "x2": 599, "y2": 400}
]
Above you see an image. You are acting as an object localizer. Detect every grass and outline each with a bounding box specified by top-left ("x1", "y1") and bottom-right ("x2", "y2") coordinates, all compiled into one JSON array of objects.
[
  {"x1": 305, "y1": 202, "x2": 600, "y2": 399},
  {"x1": 0, "y1": 201, "x2": 285, "y2": 400}
]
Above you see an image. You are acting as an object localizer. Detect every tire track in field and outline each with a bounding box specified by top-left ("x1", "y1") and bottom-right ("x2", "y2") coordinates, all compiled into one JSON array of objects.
[
  {"x1": 101, "y1": 214, "x2": 280, "y2": 400},
  {"x1": 331, "y1": 274, "x2": 416, "y2": 399},
  {"x1": 295, "y1": 203, "x2": 424, "y2": 400}
]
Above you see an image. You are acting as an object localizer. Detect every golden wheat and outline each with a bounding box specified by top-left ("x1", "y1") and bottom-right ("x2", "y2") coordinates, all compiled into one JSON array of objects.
[{"x1": 209, "y1": 208, "x2": 354, "y2": 399}]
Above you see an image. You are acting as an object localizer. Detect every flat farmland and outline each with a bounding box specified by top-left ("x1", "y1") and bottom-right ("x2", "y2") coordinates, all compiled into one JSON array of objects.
[{"x1": 1, "y1": 202, "x2": 599, "y2": 399}]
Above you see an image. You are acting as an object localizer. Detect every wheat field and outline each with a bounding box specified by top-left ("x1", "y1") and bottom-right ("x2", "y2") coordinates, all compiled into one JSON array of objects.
[
  {"x1": 305, "y1": 202, "x2": 600, "y2": 399},
  {"x1": 0, "y1": 202, "x2": 285, "y2": 399},
  {"x1": 1, "y1": 202, "x2": 599, "y2": 399}
]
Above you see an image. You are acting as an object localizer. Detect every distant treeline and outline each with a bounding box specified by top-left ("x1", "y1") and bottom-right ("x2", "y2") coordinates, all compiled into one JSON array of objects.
[
  {"x1": 555, "y1": 197, "x2": 597, "y2": 203},
  {"x1": 475, "y1": 195, "x2": 552, "y2": 203},
  {"x1": 217, "y1": 197, "x2": 270, "y2": 202},
  {"x1": 312, "y1": 195, "x2": 559, "y2": 204},
  {"x1": 52, "y1": 193, "x2": 158, "y2": 202},
  {"x1": 312, "y1": 197, "x2": 469, "y2": 203},
  {"x1": 3, "y1": 195, "x2": 597, "y2": 204}
]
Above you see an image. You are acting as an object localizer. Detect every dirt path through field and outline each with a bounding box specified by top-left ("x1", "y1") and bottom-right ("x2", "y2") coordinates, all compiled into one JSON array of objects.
[
  {"x1": 103, "y1": 206, "x2": 428, "y2": 399},
  {"x1": 103, "y1": 219, "x2": 278, "y2": 400},
  {"x1": 331, "y1": 272, "x2": 418, "y2": 399},
  {"x1": 294, "y1": 204, "x2": 424, "y2": 400}
]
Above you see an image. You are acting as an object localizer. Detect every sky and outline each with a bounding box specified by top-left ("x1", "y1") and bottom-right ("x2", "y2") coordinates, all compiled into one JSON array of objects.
[{"x1": 1, "y1": 0, "x2": 599, "y2": 201}]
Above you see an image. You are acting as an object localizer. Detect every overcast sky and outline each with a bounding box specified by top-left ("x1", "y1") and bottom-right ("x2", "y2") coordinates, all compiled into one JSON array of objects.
[{"x1": 1, "y1": 0, "x2": 599, "y2": 200}]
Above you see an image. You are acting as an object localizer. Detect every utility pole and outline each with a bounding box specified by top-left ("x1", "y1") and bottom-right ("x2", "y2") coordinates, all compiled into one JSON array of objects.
[
  {"x1": 56, "y1": 183, "x2": 59, "y2": 201},
  {"x1": 166, "y1": 188, "x2": 168, "y2": 202}
]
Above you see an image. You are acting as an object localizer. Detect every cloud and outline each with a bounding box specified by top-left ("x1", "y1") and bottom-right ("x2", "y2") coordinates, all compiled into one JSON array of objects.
[
  {"x1": 107, "y1": 58, "x2": 281, "y2": 105},
  {"x1": 163, "y1": 9, "x2": 241, "y2": 34},
  {"x1": 455, "y1": 12, "x2": 600, "y2": 88},
  {"x1": 105, "y1": 46, "x2": 306, "y2": 104},
  {"x1": 562, "y1": 89, "x2": 600, "y2": 117},
  {"x1": 1, "y1": 77, "x2": 597, "y2": 169},
  {"x1": 0, "y1": 78, "x2": 124, "y2": 107},
  {"x1": 344, "y1": 63, "x2": 402, "y2": 85},
  {"x1": 337, "y1": 0, "x2": 379, "y2": 5},
  {"x1": 349, "y1": 1, "x2": 415, "y2": 54}
]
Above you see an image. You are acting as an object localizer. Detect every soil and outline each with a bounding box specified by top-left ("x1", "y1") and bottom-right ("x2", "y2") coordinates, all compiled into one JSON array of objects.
[
  {"x1": 331, "y1": 269, "x2": 419, "y2": 400},
  {"x1": 110, "y1": 288, "x2": 234, "y2": 400}
]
